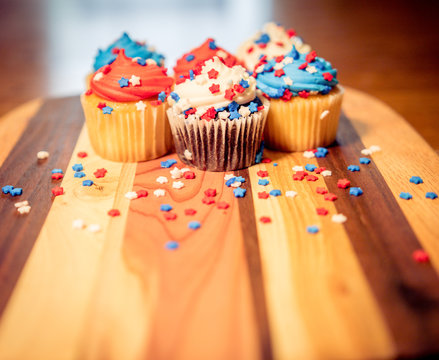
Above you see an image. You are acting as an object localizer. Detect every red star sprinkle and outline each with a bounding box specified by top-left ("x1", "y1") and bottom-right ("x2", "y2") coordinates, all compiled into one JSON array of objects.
[
  {"x1": 201, "y1": 107, "x2": 217, "y2": 121},
  {"x1": 207, "y1": 69, "x2": 219, "y2": 79},
  {"x1": 275, "y1": 55, "x2": 284, "y2": 63},
  {"x1": 293, "y1": 171, "x2": 308, "y2": 181},
  {"x1": 261, "y1": 158, "x2": 272, "y2": 163},
  {"x1": 204, "y1": 188, "x2": 217, "y2": 197},
  {"x1": 257, "y1": 170, "x2": 269, "y2": 178},
  {"x1": 316, "y1": 207, "x2": 328, "y2": 216},
  {"x1": 51, "y1": 186, "x2": 64, "y2": 196},
  {"x1": 260, "y1": 216, "x2": 271, "y2": 223},
  {"x1": 315, "y1": 167, "x2": 326, "y2": 174},
  {"x1": 233, "y1": 84, "x2": 245, "y2": 93},
  {"x1": 274, "y1": 69, "x2": 285, "y2": 77},
  {"x1": 305, "y1": 50, "x2": 317, "y2": 63},
  {"x1": 202, "y1": 197, "x2": 215, "y2": 205},
  {"x1": 247, "y1": 46, "x2": 254, "y2": 54},
  {"x1": 286, "y1": 28, "x2": 296, "y2": 38},
  {"x1": 298, "y1": 90, "x2": 309, "y2": 98},
  {"x1": 102, "y1": 65, "x2": 112, "y2": 74},
  {"x1": 316, "y1": 187, "x2": 328, "y2": 195},
  {"x1": 412, "y1": 249, "x2": 430, "y2": 263},
  {"x1": 85, "y1": 89, "x2": 93, "y2": 96},
  {"x1": 51, "y1": 173, "x2": 63, "y2": 180},
  {"x1": 324, "y1": 193, "x2": 338, "y2": 201},
  {"x1": 164, "y1": 212, "x2": 177, "y2": 221},
  {"x1": 306, "y1": 175, "x2": 318, "y2": 181},
  {"x1": 136, "y1": 190, "x2": 148, "y2": 198},
  {"x1": 97, "y1": 102, "x2": 106, "y2": 109},
  {"x1": 183, "y1": 171, "x2": 195, "y2": 179},
  {"x1": 217, "y1": 201, "x2": 230, "y2": 209},
  {"x1": 151, "y1": 100, "x2": 162, "y2": 106},
  {"x1": 323, "y1": 72, "x2": 334, "y2": 81},
  {"x1": 224, "y1": 88, "x2": 236, "y2": 101},
  {"x1": 282, "y1": 89, "x2": 293, "y2": 101},
  {"x1": 111, "y1": 47, "x2": 120, "y2": 54},
  {"x1": 337, "y1": 178, "x2": 351, "y2": 189},
  {"x1": 257, "y1": 105, "x2": 265, "y2": 111},
  {"x1": 258, "y1": 192, "x2": 270, "y2": 199},
  {"x1": 108, "y1": 209, "x2": 120, "y2": 217},
  {"x1": 77, "y1": 151, "x2": 88, "y2": 158},
  {"x1": 258, "y1": 43, "x2": 267, "y2": 49},
  {"x1": 185, "y1": 208, "x2": 197, "y2": 216},
  {"x1": 275, "y1": 41, "x2": 284, "y2": 47},
  {"x1": 209, "y1": 83, "x2": 220, "y2": 94},
  {"x1": 298, "y1": 62, "x2": 308, "y2": 70},
  {"x1": 94, "y1": 168, "x2": 107, "y2": 178}
]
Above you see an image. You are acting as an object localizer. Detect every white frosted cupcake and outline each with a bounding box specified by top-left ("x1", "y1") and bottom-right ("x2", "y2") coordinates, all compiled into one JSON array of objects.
[
  {"x1": 237, "y1": 22, "x2": 311, "y2": 71},
  {"x1": 167, "y1": 57, "x2": 269, "y2": 171}
]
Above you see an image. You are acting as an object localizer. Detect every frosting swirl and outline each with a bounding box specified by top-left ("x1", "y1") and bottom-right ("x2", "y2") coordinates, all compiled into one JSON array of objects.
[
  {"x1": 255, "y1": 46, "x2": 338, "y2": 98},
  {"x1": 170, "y1": 57, "x2": 256, "y2": 114},
  {"x1": 173, "y1": 38, "x2": 242, "y2": 81},
  {"x1": 93, "y1": 32, "x2": 165, "y2": 71},
  {"x1": 90, "y1": 49, "x2": 174, "y2": 102},
  {"x1": 237, "y1": 22, "x2": 311, "y2": 71}
]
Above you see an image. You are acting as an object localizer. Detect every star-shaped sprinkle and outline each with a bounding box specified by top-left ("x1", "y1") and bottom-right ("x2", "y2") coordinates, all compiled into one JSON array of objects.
[
  {"x1": 229, "y1": 110, "x2": 241, "y2": 120},
  {"x1": 305, "y1": 175, "x2": 318, "y2": 181},
  {"x1": 315, "y1": 167, "x2": 326, "y2": 174},
  {"x1": 410, "y1": 176, "x2": 423, "y2": 184},
  {"x1": 337, "y1": 179, "x2": 351, "y2": 189},
  {"x1": 207, "y1": 69, "x2": 219, "y2": 79},
  {"x1": 165, "y1": 241, "x2": 179, "y2": 249},
  {"x1": 399, "y1": 192, "x2": 412, "y2": 200},
  {"x1": 350, "y1": 187, "x2": 363, "y2": 196},
  {"x1": 17, "y1": 205, "x2": 31, "y2": 214},
  {"x1": 160, "y1": 204, "x2": 173, "y2": 212},
  {"x1": 108, "y1": 209, "x2": 120, "y2": 217},
  {"x1": 274, "y1": 69, "x2": 285, "y2": 77},
  {"x1": 224, "y1": 173, "x2": 235, "y2": 181},
  {"x1": 72, "y1": 218, "x2": 85, "y2": 229},
  {"x1": 125, "y1": 191, "x2": 138, "y2": 200},
  {"x1": 74, "y1": 172, "x2": 85, "y2": 178},
  {"x1": 204, "y1": 188, "x2": 217, "y2": 197},
  {"x1": 359, "y1": 157, "x2": 371, "y2": 164},
  {"x1": 233, "y1": 187, "x2": 247, "y2": 198},
  {"x1": 164, "y1": 212, "x2": 177, "y2": 221},
  {"x1": 305, "y1": 164, "x2": 317, "y2": 172},
  {"x1": 307, "y1": 225, "x2": 319, "y2": 234},
  {"x1": 37, "y1": 150, "x2": 49, "y2": 160},
  {"x1": 186, "y1": 54, "x2": 195, "y2": 62},
  {"x1": 136, "y1": 101, "x2": 146, "y2": 111},
  {"x1": 292, "y1": 166, "x2": 303, "y2": 172},
  {"x1": 316, "y1": 187, "x2": 328, "y2": 194},
  {"x1": 306, "y1": 66, "x2": 317, "y2": 74},
  {"x1": 158, "y1": 91, "x2": 166, "y2": 102},
  {"x1": 260, "y1": 216, "x2": 271, "y2": 224},
  {"x1": 102, "y1": 106, "x2": 113, "y2": 114},
  {"x1": 161, "y1": 159, "x2": 177, "y2": 168},
  {"x1": 129, "y1": 75, "x2": 141, "y2": 86},
  {"x1": 118, "y1": 77, "x2": 129, "y2": 88},
  {"x1": 257, "y1": 170, "x2": 268, "y2": 178},
  {"x1": 185, "y1": 208, "x2": 197, "y2": 216},
  {"x1": 248, "y1": 102, "x2": 258, "y2": 113},
  {"x1": 87, "y1": 224, "x2": 101, "y2": 233},
  {"x1": 224, "y1": 88, "x2": 235, "y2": 101},
  {"x1": 184, "y1": 171, "x2": 195, "y2": 179},
  {"x1": 332, "y1": 214, "x2": 347, "y2": 223},
  {"x1": 154, "y1": 189, "x2": 165, "y2": 197},
  {"x1": 184, "y1": 149, "x2": 193, "y2": 160},
  {"x1": 77, "y1": 151, "x2": 87, "y2": 158},
  {"x1": 8, "y1": 188, "x2": 22, "y2": 196},
  {"x1": 208, "y1": 83, "x2": 220, "y2": 93},
  {"x1": 52, "y1": 172, "x2": 63, "y2": 180},
  {"x1": 303, "y1": 150, "x2": 315, "y2": 158},
  {"x1": 270, "y1": 189, "x2": 281, "y2": 197},
  {"x1": 426, "y1": 192, "x2": 438, "y2": 199},
  {"x1": 52, "y1": 169, "x2": 63, "y2": 174},
  {"x1": 361, "y1": 149, "x2": 372, "y2": 156},
  {"x1": 233, "y1": 84, "x2": 245, "y2": 93},
  {"x1": 239, "y1": 79, "x2": 249, "y2": 88},
  {"x1": 72, "y1": 163, "x2": 83, "y2": 172},
  {"x1": 188, "y1": 221, "x2": 201, "y2": 230},
  {"x1": 217, "y1": 201, "x2": 230, "y2": 209},
  {"x1": 172, "y1": 181, "x2": 184, "y2": 189},
  {"x1": 298, "y1": 90, "x2": 309, "y2": 98},
  {"x1": 412, "y1": 249, "x2": 429, "y2": 263},
  {"x1": 323, "y1": 72, "x2": 334, "y2": 81},
  {"x1": 14, "y1": 200, "x2": 28, "y2": 208},
  {"x1": 136, "y1": 190, "x2": 148, "y2": 198},
  {"x1": 293, "y1": 171, "x2": 307, "y2": 181},
  {"x1": 316, "y1": 207, "x2": 328, "y2": 216},
  {"x1": 170, "y1": 167, "x2": 182, "y2": 179},
  {"x1": 202, "y1": 197, "x2": 215, "y2": 205},
  {"x1": 283, "y1": 77, "x2": 293, "y2": 86},
  {"x1": 52, "y1": 186, "x2": 64, "y2": 196},
  {"x1": 347, "y1": 165, "x2": 360, "y2": 172},
  {"x1": 230, "y1": 181, "x2": 242, "y2": 188},
  {"x1": 324, "y1": 193, "x2": 337, "y2": 201},
  {"x1": 321, "y1": 170, "x2": 332, "y2": 177},
  {"x1": 285, "y1": 191, "x2": 298, "y2": 198},
  {"x1": 156, "y1": 176, "x2": 168, "y2": 184},
  {"x1": 258, "y1": 179, "x2": 269, "y2": 186},
  {"x1": 93, "y1": 72, "x2": 104, "y2": 81},
  {"x1": 258, "y1": 191, "x2": 270, "y2": 199},
  {"x1": 94, "y1": 168, "x2": 107, "y2": 178},
  {"x1": 82, "y1": 180, "x2": 93, "y2": 186}
]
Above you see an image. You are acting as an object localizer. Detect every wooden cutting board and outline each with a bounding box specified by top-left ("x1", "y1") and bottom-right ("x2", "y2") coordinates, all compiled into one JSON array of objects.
[{"x1": 0, "y1": 87, "x2": 438, "y2": 360}]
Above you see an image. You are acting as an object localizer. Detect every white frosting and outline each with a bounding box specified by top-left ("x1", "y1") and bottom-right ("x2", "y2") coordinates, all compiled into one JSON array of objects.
[
  {"x1": 170, "y1": 57, "x2": 257, "y2": 114},
  {"x1": 236, "y1": 22, "x2": 311, "y2": 70}
]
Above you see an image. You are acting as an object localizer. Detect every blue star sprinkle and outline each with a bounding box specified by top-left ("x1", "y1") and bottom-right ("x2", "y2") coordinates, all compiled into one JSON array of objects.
[
  {"x1": 229, "y1": 110, "x2": 241, "y2": 120},
  {"x1": 137, "y1": 58, "x2": 146, "y2": 66},
  {"x1": 189, "y1": 70, "x2": 195, "y2": 80},
  {"x1": 349, "y1": 187, "x2": 363, "y2": 196},
  {"x1": 359, "y1": 157, "x2": 371, "y2": 164},
  {"x1": 118, "y1": 77, "x2": 129, "y2": 88},
  {"x1": 82, "y1": 180, "x2": 93, "y2": 186},
  {"x1": 225, "y1": 177, "x2": 237, "y2": 187},
  {"x1": 269, "y1": 189, "x2": 281, "y2": 197},
  {"x1": 307, "y1": 225, "x2": 319, "y2": 234},
  {"x1": 248, "y1": 102, "x2": 258, "y2": 113},
  {"x1": 239, "y1": 79, "x2": 249, "y2": 88},
  {"x1": 10, "y1": 188, "x2": 23, "y2": 196},
  {"x1": 228, "y1": 101, "x2": 239, "y2": 112},
  {"x1": 273, "y1": 163, "x2": 278, "y2": 166},
  {"x1": 158, "y1": 91, "x2": 166, "y2": 102},
  {"x1": 410, "y1": 176, "x2": 423, "y2": 184},
  {"x1": 165, "y1": 241, "x2": 179, "y2": 250},
  {"x1": 102, "y1": 106, "x2": 113, "y2": 114},
  {"x1": 185, "y1": 54, "x2": 195, "y2": 62},
  {"x1": 400, "y1": 192, "x2": 412, "y2": 200},
  {"x1": 347, "y1": 165, "x2": 360, "y2": 172},
  {"x1": 51, "y1": 169, "x2": 63, "y2": 174},
  {"x1": 305, "y1": 164, "x2": 317, "y2": 172},
  {"x1": 170, "y1": 92, "x2": 180, "y2": 102},
  {"x1": 258, "y1": 179, "x2": 269, "y2": 186},
  {"x1": 72, "y1": 163, "x2": 83, "y2": 172},
  {"x1": 233, "y1": 187, "x2": 247, "y2": 198},
  {"x1": 160, "y1": 204, "x2": 173, "y2": 212},
  {"x1": 234, "y1": 176, "x2": 246, "y2": 183},
  {"x1": 161, "y1": 159, "x2": 177, "y2": 168},
  {"x1": 426, "y1": 192, "x2": 438, "y2": 199},
  {"x1": 74, "y1": 172, "x2": 85, "y2": 178},
  {"x1": 317, "y1": 147, "x2": 328, "y2": 156},
  {"x1": 208, "y1": 40, "x2": 217, "y2": 50},
  {"x1": 2, "y1": 185, "x2": 14, "y2": 194},
  {"x1": 188, "y1": 221, "x2": 201, "y2": 230},
  {"x1": 255, "y1": 33, "x2": 270, "y2": 44}
]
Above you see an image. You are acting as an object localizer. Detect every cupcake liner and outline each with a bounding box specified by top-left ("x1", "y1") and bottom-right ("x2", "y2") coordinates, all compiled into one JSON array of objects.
[
  {"x1": 167, "y1": 97, "x2": 269, "y2": 171},
  {"x1": 80, "y1": 94, "x2": 173, "y2": 162},
  {"x1": 264, "y1": 85, "x2": 344, "y2": 151}
]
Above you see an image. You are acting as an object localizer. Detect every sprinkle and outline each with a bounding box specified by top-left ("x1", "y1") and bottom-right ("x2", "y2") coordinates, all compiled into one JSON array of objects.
[
  {"x1": 307, "y1": 225, "x2": 319, "y2": 234},
  {"x1": 202, "y1": 197, "x2": 215, "y2": 205},
  {"x1": 285, "y1": 190, "x2": 298, "y2": 198},
  {"x1": 316, "y1": 187, "x2": 328, "y2": 194},
  {"x1": 274, "y1": 69, "x2": 285, "y2": 77},
  {"x1": 170, "y1": 92, "x2": 180, "y2": 102},
  {"x1": 260, "y1": 216, "x2": 271, "y2": 224},
  {"x1": 315, "y1": 147, "x2": 329, "y2": 157},
  {"x1": 292, "y1": 166, "x2": 304, "y2": 172},
  {"x1": 283, "y1": 77, "x2": 293, "y2": 86},
  {"x1": 258, "y1": 191, "x2": 270, "y2": 199},
  {"x1": 316, "y1": 207, "x2": 328, "y2": 216},
  {"x1": 322, "y1": 72, "x2": 334, "y2": 81},
  {"x1": 230, "y1": 181, "x2": 242, "y2": 188},
  {"x1": 74, "y1": 172, "x2": 85, "y2": 178},
  {"x1": 153, "y1": 189, "x2": 166, "y2": 197},
  {"x1": 321, "y1": 170, "x2": 332, "y2": 177},
  {"x1": 161, "y1": 159, "x2": 177, "y2": 168},
  {"x1": 209, "y1": 83, "x2": 220, "y2": 94},
  {"x1": 77, "y1": 152, "x2": 87, "y2": 158},
  {"x1": 172, "y1": 181, "x2": 184, "y2": 189},
  {"x1": 369, "y1": 145, "x2": 381, "y2": 153},
  {"x1": 305, "y1": 164, "x2": 317, "y2": 172},
  {"x1": 305, "y1": 175, "x2": 318, "y2": 181},
  {"x1": 410, "y1": 176, "x2": 423, "y2": 184},
  {"x1": 52, "y1": 169, "x2": 63, "y2": 174},
  {"x1": 82, "y1": 180, "x2": 93, "y2": 186},
  {"x1": 224, "y1": 173, "x2": 235, "y2": 181},
  {"x1": 183, "y1": 171, "x2": 195, "y2": 179},
  {"x1": 14, "y1": 200, "x2": 29, "y2": 208},
  {"x1": 185, "y1": 208, "x2": 197, "y2": 216},
  {"x1": 269, "y1": 189, "x2": 281, "y2": 197},
  {"x1": 239, "y1": 79, "x2": 249, "y2": 88},
  {"x1": 183, "y1": 149, "x2": 193, "y2": 160},
  {"x1": 258, "y1": 179, "x2": 269, "y2": 186},
  {"x1": 320, "y1": 110, "x2": 330, "y2": 120},
  {"x1": 224, "y1": 88, "x2": 236, "y2": 101},
  {"x1": 412, "y1": 249, "x2": 430, "y2": 263},
  {"x1": 160, "y1": 204, "x2": 173, "y2": 212},
  {"x1": 347, "y1": 165, "x2": 360, "y2": 172},
  {"x1": 298, "y1": 62, "x2": 308, "y2": 70},
  {"x1": 51, "y1": 173, "x2": 63, "y2": 180},
  {"x1": 9, "y1": 188, "x2": 23, "y2": 196},
  {"x1": 207, "y1": 69, "x2": 219, "y2": 79},
  {"x1": 350, "y1": 187, "x2": 363, "y2": 196},
  {"x1": 201, "y1": 107, "x2": 217, "y2": 121},
  {"x1": 52, "y1": 186, "x2": 64, "y2": 196},
  {"x1": 204, "y1": 188, "x2": 217, "y2": 197},
  {"x1": 361, "y1": 149, "x2": 372, "y2": 156},
  {"x1": 158, "y1": 91, "x2": 166, "y2": 102},
  {"x1": 72, "y1": 164, "x2": 83, "y2": 172},
  {"x1": 118, "y1": 77, "x2": 129, "y2": 87},
  {"x1": 426, "y1": 192, "x2": 437, "y2": 199},
  {"x1": 156, "y1": 176, "x2": 168, "y2": 184},
  {"x1": 248, "y1": 102, "x2": 258, "y2": 113},
  {"x1": 233, "y1": 187, "x2": 247, "y2": 198},
  {"x1": 108, "y1": 209, "x2": 120, "y2": 217},
  {"x1": 298, "y1": 90, "x2": 309, "y2": 98},
  {"x1": 399, "y1": 192, "x2": 412, "y2": 200},
  {"x1": 208, "y1": 39, "x2": 217, "y2": 49},
  {"x1": 93, "y1": 72, "x2": 103, "y2": 81},
  {"x1": 188, "y1": 221, "x2": 201, "y2": 230},
  {"x1": 87, "y1": 224, "x2": 101, "y2": 233},
  {"x1": 125, "y1": 191, "x2": 138, "y2": 200},
  {"x1": 72, "y1": 218, "x2": 85, "y2": 229},
  {"x1": 102, "y1": 106, "x2": 113, "y2": 114},
  {"x1": 234, "y1": 176, "x2": 246, "y2": 183},
  {"x1": 185, "y1": 54, "x2": 195, "y2": 62},
  {"x1": 337, "y1": 179, "x2": 351, "y2": 189},
  {"x1": 324, "y1": 193, "x2": 337, "y2": 201},
  {"x1": 217, "y1": 201, "x2": 230, "y2": 209},
  {"x1": 135, "y1": 101, "x2": 146, "y2": 111},
  {"x1": 303, "y1": 151, "x2": 315, "y2": 159},
  {"x1": 306, "y1": 65, "x2": 317, "y2": 74},
  {"x1": 233, "y1": 84, "x2": 245, "y2": 93},
  {"x1": 165, "y1": 241, "x2": 179, "y2": 250},
  {"x1": 169, "y1": 167, "x2": 182, "y2": 179},
  {"x1": 315, "y1": 167, "x2": 326, "y2": 174},
  {"x1": 257, "y1": 170, "x2": 268, "y2": 178},
  {"x1": 359, "y1": 157, "x2": 371, "y2": 164},
  {"x1": 129, "y1": 75, "x2": 141, "y2": 86},
  {"x1": 94, "y1": 168, "x2": 107, "y2": 178},
  {"x1": 164, "y1": 212, "x2": 177, "y2": 221},
  {"x1": 293, "y1": 171, "x2": 307, "y2": 181},
  {"x1": 136, "y1": 190, "x2": 148, "y2": 198},
  {"x1": 37, "y1": 151, "x2": 49, "y2": 160},
  {"x1": 332, "y1": 214, "x2": 347, "y2": 223},
  {"x1": 17, "y1": 205, "x2": 31, "y2": 214}
]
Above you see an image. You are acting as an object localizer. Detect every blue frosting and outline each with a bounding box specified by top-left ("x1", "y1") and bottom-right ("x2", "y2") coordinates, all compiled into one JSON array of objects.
[
  {"x1": 93, "y1": 32, "x2": 165, "y2": 71},
  {"x1": 255, "y1": 46, "x2": 338, "y2": 98}
]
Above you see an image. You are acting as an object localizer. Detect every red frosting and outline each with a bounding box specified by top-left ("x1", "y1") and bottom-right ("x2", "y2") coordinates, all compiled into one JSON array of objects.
[
  {"x1": 173, "y1": 38, "x2": 243, "y2": 81},
  {"x1": 90, "y1": 49, "x2": 174, "y2": 102}
]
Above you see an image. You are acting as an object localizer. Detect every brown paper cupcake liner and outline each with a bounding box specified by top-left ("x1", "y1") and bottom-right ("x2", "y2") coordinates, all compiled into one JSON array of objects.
[
  {"x1": 167, "y1": 97, "x2": 269, "y2": 171},
  {"x1": 80, "y1": 94, "x2": 173, "y2": 162},
  {"x1": 264, "y1": 85, "x2": 344, "y2": 152}
]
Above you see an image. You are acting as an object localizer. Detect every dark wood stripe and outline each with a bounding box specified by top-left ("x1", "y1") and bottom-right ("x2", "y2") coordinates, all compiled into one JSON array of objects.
[
  {"x1": 317, "y1": 113, "x2": 439, "y2": 358},
  {"x1": 0, "y1": 96, "x2": 83, "y2": 318},
  {"x1": 235, "y1": 168, "x2": 273, "y2": 360}
]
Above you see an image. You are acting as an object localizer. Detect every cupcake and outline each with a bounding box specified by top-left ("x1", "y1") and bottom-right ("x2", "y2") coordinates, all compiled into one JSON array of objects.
[
  {"x1": 173, "y1": 38, "x2": 243, "y2": 83},
  {"x1": 236, "y1": 22, "x2": 311, "y2": 71},
  {"x1": 254, "y1": 46, "x2": 343, "y2": 152},
  {"x1": 81, "y1": 49, "x2": 174, "y2": 162},
  {"x1": 167, "y1": 57, "x2": 269, "y2": 171}
]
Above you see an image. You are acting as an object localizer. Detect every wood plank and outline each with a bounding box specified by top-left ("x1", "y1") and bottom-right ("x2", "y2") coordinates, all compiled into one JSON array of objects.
[{"x1": 248, "y1": 152, "x2": 395, "y2": 359}]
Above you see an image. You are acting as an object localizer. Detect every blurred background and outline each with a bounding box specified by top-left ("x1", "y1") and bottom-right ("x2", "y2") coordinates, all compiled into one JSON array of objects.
[{"x1": 1, "y1": 0, "x2": 438, "y2": 147}]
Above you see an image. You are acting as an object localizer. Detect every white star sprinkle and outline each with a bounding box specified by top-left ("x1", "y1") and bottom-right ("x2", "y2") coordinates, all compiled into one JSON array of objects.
[
  {"x1": 321, "y1": 170, "x2": 332, "y2": 177},
  {"x1": 129, "y1": 75, "x2": 141, "y2": 86},
  {"x1": 184, "y1": 149, "x2": 192, "y2": 160},
  {"x1": 332, "y1": 214, "x2": 347, "y2": 223},
  {"x1": 14, "y1": 200, "x2": 29, "y2": 208},
  {"x1": 303, "y1": 151, "x2": 315, "y2": 159},
  {"x1": 125, "y1": 191, "x2": 138, "y2": 200},
  {"x1": 292, "y1": 166, "x2": 303, "y2": 172},
  {"x1": 135, "y1": 101, "x2": 146, "y2": 111},
  {"x1": 239, "y1": 106, "x2": 251, "y2": 117},
  {"x1": 146, "y1": 59, "x2": 157, "y2": 65},
  {"x1": 154, "y1": 189, "x2": 166, "y2": 197},
  {"x1": 230, "y1": 181, "x2": 242, "y2": 188},
  {"x1": 369, "y1": 145, "x2": 381, "y2": 153},
  {"x1": 361, "y1": 149, "x2": 372, "y2": 156},
  {"x1": 285, "y1": 191, "x2": 298, "y2": 198},
  {"x1": 216, "y1": 49, "x2": 228, "y2": 59},
  {"x1": 37, "y1": 150, "x2": 49, "y2": 160},
  {"x1": 72, "y1": 218, "x2": 85, "y2": 229},
  {"x1": 172, "y1": 181, "x2": 184, "y2": 189},
  {"x1": 170, "y1": 167, "x2": 183, "y2": 179},
  {"x1": 283, "y1": 57, "x2": 294, "y2": 64},
  {"x1": 87, "y1": 224, "x2": 101, "y2": 233},
  {"x1": 283, "y1": 77, "x2": 293, "y2": 86},
  {"x1": 156, "y1": 176, "x2": 168, "y2": 184},
  {"x1": 218, "y1": 111, "x2": 230, "y2": 120},
  {"x1": 93, "y1": 72, "x2": 103, "y2": 81},
  {"x1": 320, "y1": 110, "x2": 330, "y2": 120},
  {"x1": 306, "y1": 66, "x2": 317, "y2": 74},
  {"x1": 180, "y1": 167, "x2": 190, "y2": 173},
  {"x1": 224, "y1": 174, "x2": 235, "y2": 181},
  {"x1": 17, "y1": 205, "x2": 31, "y2": 214}
]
